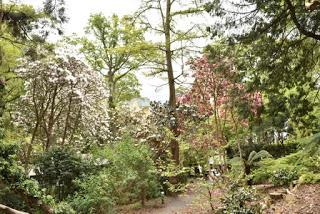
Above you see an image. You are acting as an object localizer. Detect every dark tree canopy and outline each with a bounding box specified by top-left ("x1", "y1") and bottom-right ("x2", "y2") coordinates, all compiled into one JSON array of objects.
[
  {"x1": 206, "y1": 0, "x2": 320, "y2": 136},
  {"x1": 206, "y1": 0, "x2": 320, "y2": 42}
]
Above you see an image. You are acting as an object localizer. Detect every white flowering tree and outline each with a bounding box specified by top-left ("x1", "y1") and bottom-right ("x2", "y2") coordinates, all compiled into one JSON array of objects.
[{"x1": 14, "y1": 49, "x2": 110, "y2": 168}]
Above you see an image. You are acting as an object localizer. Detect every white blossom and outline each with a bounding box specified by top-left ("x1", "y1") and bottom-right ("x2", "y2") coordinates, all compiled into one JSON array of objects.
[{"x1": 13, "y1": 49, "x2": 111, "y2": 149}]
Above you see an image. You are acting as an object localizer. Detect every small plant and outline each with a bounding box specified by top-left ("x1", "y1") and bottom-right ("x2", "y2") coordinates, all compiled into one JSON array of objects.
[
  {"x1": 244, "y1": 150, "x2": 272, "y2": 176},
  {"x1": 271, "y1": 168, "x2": 298, "y2": 186},
  {"x1": 220, "y1": 182, "x2": 261, "y2": 214},
  {"x1": 54, "y1": 202, "x2": 76, "y2": 214}
]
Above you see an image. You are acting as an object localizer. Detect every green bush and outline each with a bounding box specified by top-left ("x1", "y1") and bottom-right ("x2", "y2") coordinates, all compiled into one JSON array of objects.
[
  {"x1": 227, "y1": 157, "x2": 245, "y2": 179},
  {"x1": 34, "y1": 147, "x2": 92, "y2": 201},
  {"x1": 220, "y1": 182, "x2": 261, "y2": 214},
  {"x1": 251, "y1": 133, "x2": 320, "y2": 185},
  {"x1": 54, "y1": 202, "x2": 76, "y2": 214},
  {"x1": 0, "y1": 187, "x2": 28, "y2": 212},
  {"x1": 271, "y1": 168, "x2": 298, "y2": 186},
  {"x1": 70, "y1": 173, "x2": 116, "y2": 214},
  {"x1": 101, "y1": 137, "x2": 161, "y2": 203},
  {"x1": 250, "y1": 169, "x2": 271, "y2": 184},
  {"x1": 298, "y1": 172, "x2": 320, "y2": 184},
  {"x1": 226, "y1": 140, "x2": 300, "y2": 159},
  {"x1": 0, "y1": 142, "x2": 57, "y2": 213},
  {"x1": 69, "y1": 138, "x2": 160, "y2": 213}
]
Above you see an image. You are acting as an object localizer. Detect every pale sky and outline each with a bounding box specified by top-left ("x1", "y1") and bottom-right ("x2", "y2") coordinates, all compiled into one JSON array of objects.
[{"x1": 14, "y1": 0, "x2": 211, "y2": 102}]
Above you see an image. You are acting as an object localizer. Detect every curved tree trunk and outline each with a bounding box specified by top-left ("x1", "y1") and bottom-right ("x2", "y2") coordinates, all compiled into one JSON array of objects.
[{"x1": 0, "y1": 204, "x2": 29, "y2": 214}]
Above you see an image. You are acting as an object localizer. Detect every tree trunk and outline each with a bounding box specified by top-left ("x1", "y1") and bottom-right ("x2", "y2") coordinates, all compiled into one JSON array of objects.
[
  {"x1": 141, "y1": 185, "x2": 146, "y2": 206},
  {"x1": 61, "y1": 96, "x2": 72, "y2": 145},
  {"x1": 165, "y1": 0, "x2": 179, "y2": 165},
  {"x1": 0, "y1": 204, "x2": 29, "y2": 214},
  {"x1": 46, "y1": 85, "x2": 58, "y2": 150},
  {"x1": 24, "y1": 120, "x2": 39, "y2": 171},
  {"x1": 108, "y1": 72, "x2": 116, "y2": 109}
]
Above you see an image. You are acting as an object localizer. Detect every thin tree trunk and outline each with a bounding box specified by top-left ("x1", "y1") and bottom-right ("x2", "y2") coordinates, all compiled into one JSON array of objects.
[
  {"x1": 46, "y1": 85, "x2": 58, "y2": 150},
  {"x1": 141, "y1": 185, "x2": 146, "y2": 206},
  {"x1": 165, "y1": 0, "x2": 179, "y2": 165},
  {"x1": 24, "y1": 120, "x2": 39, "y2": 171},
  {"x1": 68, "y1": 106, "x2": 82, "y2": 144},
  {"x1": 61, "y1": 96, "x2": 72, "y2": 145}
]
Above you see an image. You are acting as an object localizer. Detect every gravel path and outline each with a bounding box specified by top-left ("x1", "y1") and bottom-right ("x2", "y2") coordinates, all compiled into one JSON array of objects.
[
  {"x1": 150, "y1": 192, "x2": 198, "y2": 214},
  {"x1": 119, "y1": 180, "x2": 220, "y2": 214}
]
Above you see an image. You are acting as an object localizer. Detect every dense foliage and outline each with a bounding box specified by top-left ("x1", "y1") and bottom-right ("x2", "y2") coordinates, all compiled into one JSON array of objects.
[{"x1": 0, "y1": 0, "x2": 319, "y2": 213}]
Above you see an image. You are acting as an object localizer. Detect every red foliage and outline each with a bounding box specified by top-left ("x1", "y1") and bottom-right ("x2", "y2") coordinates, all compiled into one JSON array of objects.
[
  {"x1": 178, "y1": 55, "x2": 262, "y2": 119},
  {"x1": 177, "y1": 55, "x2": 262, "y2": 148}
]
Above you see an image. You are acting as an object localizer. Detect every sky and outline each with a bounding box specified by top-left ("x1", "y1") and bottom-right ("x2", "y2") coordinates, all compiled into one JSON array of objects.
[{"x1": 13, "y1": 0, "x2": 210, "y2": 102}]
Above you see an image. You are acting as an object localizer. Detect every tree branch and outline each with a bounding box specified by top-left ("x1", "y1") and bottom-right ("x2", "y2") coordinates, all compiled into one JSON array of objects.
[{"x1": 285, "y1": 0, "x2": 320, "y2": 40}]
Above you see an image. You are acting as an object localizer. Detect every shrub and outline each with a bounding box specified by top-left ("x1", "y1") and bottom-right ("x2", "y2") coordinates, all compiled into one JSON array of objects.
[
  {"x1": 251, "y1": 133, "x2": 320, "y2": 184},
  {"x1": 102, "y1": 137, "x2": 161, "y2": 204},
  {"x1": 70, "y1": 173, "x2": 116, "y2": 214},
  {"x1": 298, "y1": 172, "x2": 320, "y2": 184},
  {"x1": 250, "y1": 169, "x2": 271, "y2": 185},
  {"x1": 271, "y1": 168, "x2": 298, "y2": 186},
  {"x1": 54, "y1": 202, "x2": 76, "y2": 214},
  {"x1": 70, "y1": 138, "x2": 160, "y2": 213},
  {"x1": 34, "y1": 147, "x2": 92, "y2": 201},
  {"x1": 226, "y1": 140, "x2": 300, "y2": 159},
  {"x1": 0, "y1": 187, "x2": 28, "y2": 212},
  {"x1": 220, "y1": 182, "x2": 261, "y2": 214}
]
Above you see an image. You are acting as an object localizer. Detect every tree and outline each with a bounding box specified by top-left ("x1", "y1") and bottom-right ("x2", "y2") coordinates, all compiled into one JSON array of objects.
[
  {"x1": 14, "y1": 48, "x2": 110, "y2": 169},
  {"x1": 0, "y1": 0, "x2": 66, "y2": 43},
  {"x1": 206, "y1": 1, "x2": 320, "y2": 138},
  {"x1": 179, "y1": 54, "x2": 262, "y2": 165},
  {"x1": 0, "y1": 1, "x2": 67, "y2": 213},
  {"x1": 206, "y1": 0, "x2": 320, "y2": 42},
  {"x1": 113, "y1": 72, "x2": 142, "y2": 105},
  {"x1": 0, "y1": 0, "x2": 67, "y2": 127},
  {"x1": 136, "y1": 0, "x2": 209, "y2": 164},
  {"x1": 77, "y1": 13, "x2": 153, "y2": 109}
]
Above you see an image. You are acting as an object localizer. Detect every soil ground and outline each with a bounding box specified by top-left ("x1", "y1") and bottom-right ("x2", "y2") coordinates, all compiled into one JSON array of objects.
[{"x1": 264, "y1": 184, "x2": 320, "y2": 214}]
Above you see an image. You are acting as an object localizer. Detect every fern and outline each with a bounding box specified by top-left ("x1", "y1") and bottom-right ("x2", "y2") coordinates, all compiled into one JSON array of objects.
[{"x1": 247, "y1": 150, "x2": 272, "y2": 166}]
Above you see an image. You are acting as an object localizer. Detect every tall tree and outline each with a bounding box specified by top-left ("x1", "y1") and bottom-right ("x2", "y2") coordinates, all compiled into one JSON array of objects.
[
  {"x1": 77, "y1": 14, "x2": 153, "y2": 109},
  {"x1": 0, "y1": 0, "x2": 67, "y2": 125},
  {"x1": 137, "y1": 0, "x2": 208, "y2": 164},
  {"x1": 179, "y1": 54, "x2": 262, "y2": 164},
  {"x1": 206, "y1": 0, "x2": 320, "y2": 137},
  {"x1": 206, "y1": 0, "x2": 320, "y2": 42},
  {"x1": 14, "y1": 50, "x2": 109, "y2": 168},
  {"x1": 0, "y1": 1, "x2": 67, "y2": 212}
]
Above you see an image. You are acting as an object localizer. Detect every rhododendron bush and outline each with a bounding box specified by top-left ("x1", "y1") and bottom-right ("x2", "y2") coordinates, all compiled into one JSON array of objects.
[
  {"x1": 13, "y1": 49, "x2": 110, "y2": 167},
  {"x1": 178, "y1": 55, "x2": 263, "y2": 151}
]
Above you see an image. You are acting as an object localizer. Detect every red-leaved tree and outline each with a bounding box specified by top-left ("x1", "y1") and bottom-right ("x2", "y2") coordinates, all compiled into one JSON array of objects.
[{"x1": 178, "y1": 55, "x2": 262, "y2": 163}]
